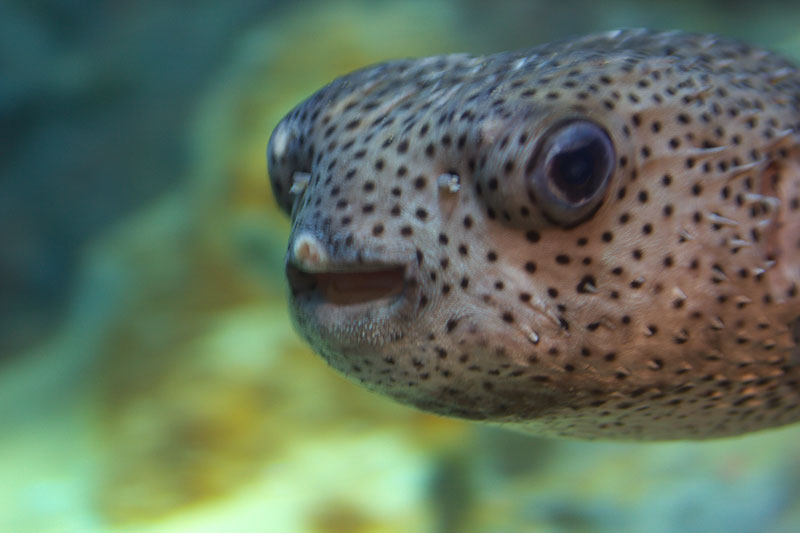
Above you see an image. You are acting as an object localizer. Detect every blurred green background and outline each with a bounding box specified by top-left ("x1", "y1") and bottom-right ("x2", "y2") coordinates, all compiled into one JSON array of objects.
[{"x1": 2, "y1": 1, "x2": 800, "y2": 531}]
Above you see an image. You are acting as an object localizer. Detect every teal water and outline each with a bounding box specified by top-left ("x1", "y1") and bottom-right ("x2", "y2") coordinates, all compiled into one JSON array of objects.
[{"x1": 2, "y1": 1, "x2": 800, "y2": 531}]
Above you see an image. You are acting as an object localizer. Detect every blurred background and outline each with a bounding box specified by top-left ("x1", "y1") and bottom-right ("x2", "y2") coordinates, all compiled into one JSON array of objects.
[{"x1": 2, "y1": 0, "x2": 800, "y2": 531}]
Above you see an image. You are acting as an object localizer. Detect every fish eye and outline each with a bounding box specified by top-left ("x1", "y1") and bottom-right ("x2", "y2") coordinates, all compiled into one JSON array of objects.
[{"x1": 528, "y1": 120, "x2": 615, "y2": 226}]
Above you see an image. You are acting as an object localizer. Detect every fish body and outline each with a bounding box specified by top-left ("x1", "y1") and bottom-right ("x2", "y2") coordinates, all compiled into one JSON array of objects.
[{"x1": 267, "y1": 29, "x2": 800, "y2": 439}]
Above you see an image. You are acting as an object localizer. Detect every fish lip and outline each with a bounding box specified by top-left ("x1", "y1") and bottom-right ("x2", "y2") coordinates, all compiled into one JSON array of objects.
[{"x1": 285, "y1": 253, "x2": 420, "y2": 346}]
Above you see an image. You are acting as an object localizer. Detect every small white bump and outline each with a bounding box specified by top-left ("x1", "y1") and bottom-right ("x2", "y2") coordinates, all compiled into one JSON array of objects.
[
  {"x1": 728, "y1": 238, "x2": 752, "y2": 248},
  {"x1": 290, "y1": 171, "x2": 311, "y2": 195},
  {"x1": 437, "y1": 173, "x2": 461, "y2": 193},
  {"x1": 682, "y1": 85, "x2": 714, "y2": 102},
  {"x1": 271, "y1": 123, "x2": 291, "y2": 159},
  {"x1": 710, "y1": 266, "x2": 727, "y2": 282},
  {"x1": 706, "y1": 213, "x2": 739, "y2": 227},
  {"x1": 292, "y1": 233, "x2": 329, "y2": 272},
  {"x1": 522, "y1": 325, "x2": 540, "y2": 345},
  {"x1": 744, "y1": 193, "x2": 781, "y2": 209},
  {"x1": 614, "y1": 366, "x2": 631, "y2": 377},
  {"x1": 768, "y1": 67, "x2": 795, "y2": 84},
  {"x1": 672, "y1": 287, "x2": 687, "y2": 301},
  {"x1": 755, "y1": 219, "x2": 773, "y2": 229}
]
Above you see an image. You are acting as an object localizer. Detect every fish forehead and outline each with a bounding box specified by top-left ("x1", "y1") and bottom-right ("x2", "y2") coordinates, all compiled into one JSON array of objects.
[{"x1": 268, "y1": 29, "x2": 800, "y2": 439}]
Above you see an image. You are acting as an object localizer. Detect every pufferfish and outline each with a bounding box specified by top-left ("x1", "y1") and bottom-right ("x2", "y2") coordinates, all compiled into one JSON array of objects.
[{"x1": 266, "y1": 29, "x2": 800, "y2": 440}]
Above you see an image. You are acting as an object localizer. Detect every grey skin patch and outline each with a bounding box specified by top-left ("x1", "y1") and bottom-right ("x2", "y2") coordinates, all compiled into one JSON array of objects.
[{"x1": 268, "y1": 29, "x2": 800, "y2": 440}]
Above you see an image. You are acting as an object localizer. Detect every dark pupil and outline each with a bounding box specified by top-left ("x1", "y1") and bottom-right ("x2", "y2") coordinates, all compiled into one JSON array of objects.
[{"x1": 549, "y1": 137, "x2": 608, "y2": 203}]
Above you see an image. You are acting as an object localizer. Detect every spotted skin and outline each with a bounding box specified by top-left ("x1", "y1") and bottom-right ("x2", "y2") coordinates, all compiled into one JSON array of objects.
[{"x1": 267, "y1": 29, "x2": 800, "y2": 439}]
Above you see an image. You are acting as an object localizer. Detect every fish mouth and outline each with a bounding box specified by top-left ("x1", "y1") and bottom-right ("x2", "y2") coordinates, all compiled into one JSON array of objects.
[
  {"x1": 286, "y1": 257, "x2": 417, "y2": 349},
  {"x1": 286, "y1": 263, "x2": 409, "y2": 306}
]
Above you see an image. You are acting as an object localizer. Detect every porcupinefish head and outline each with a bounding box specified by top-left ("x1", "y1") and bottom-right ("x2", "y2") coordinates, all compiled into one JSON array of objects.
[{"x1": 267, "y1": 29, "x2": 800, "y2": 439}]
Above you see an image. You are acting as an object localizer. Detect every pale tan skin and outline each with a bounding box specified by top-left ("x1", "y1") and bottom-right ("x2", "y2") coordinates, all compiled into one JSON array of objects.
[{"x1": 268, "y1": 30, "x2": 800, "y2": 439}]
